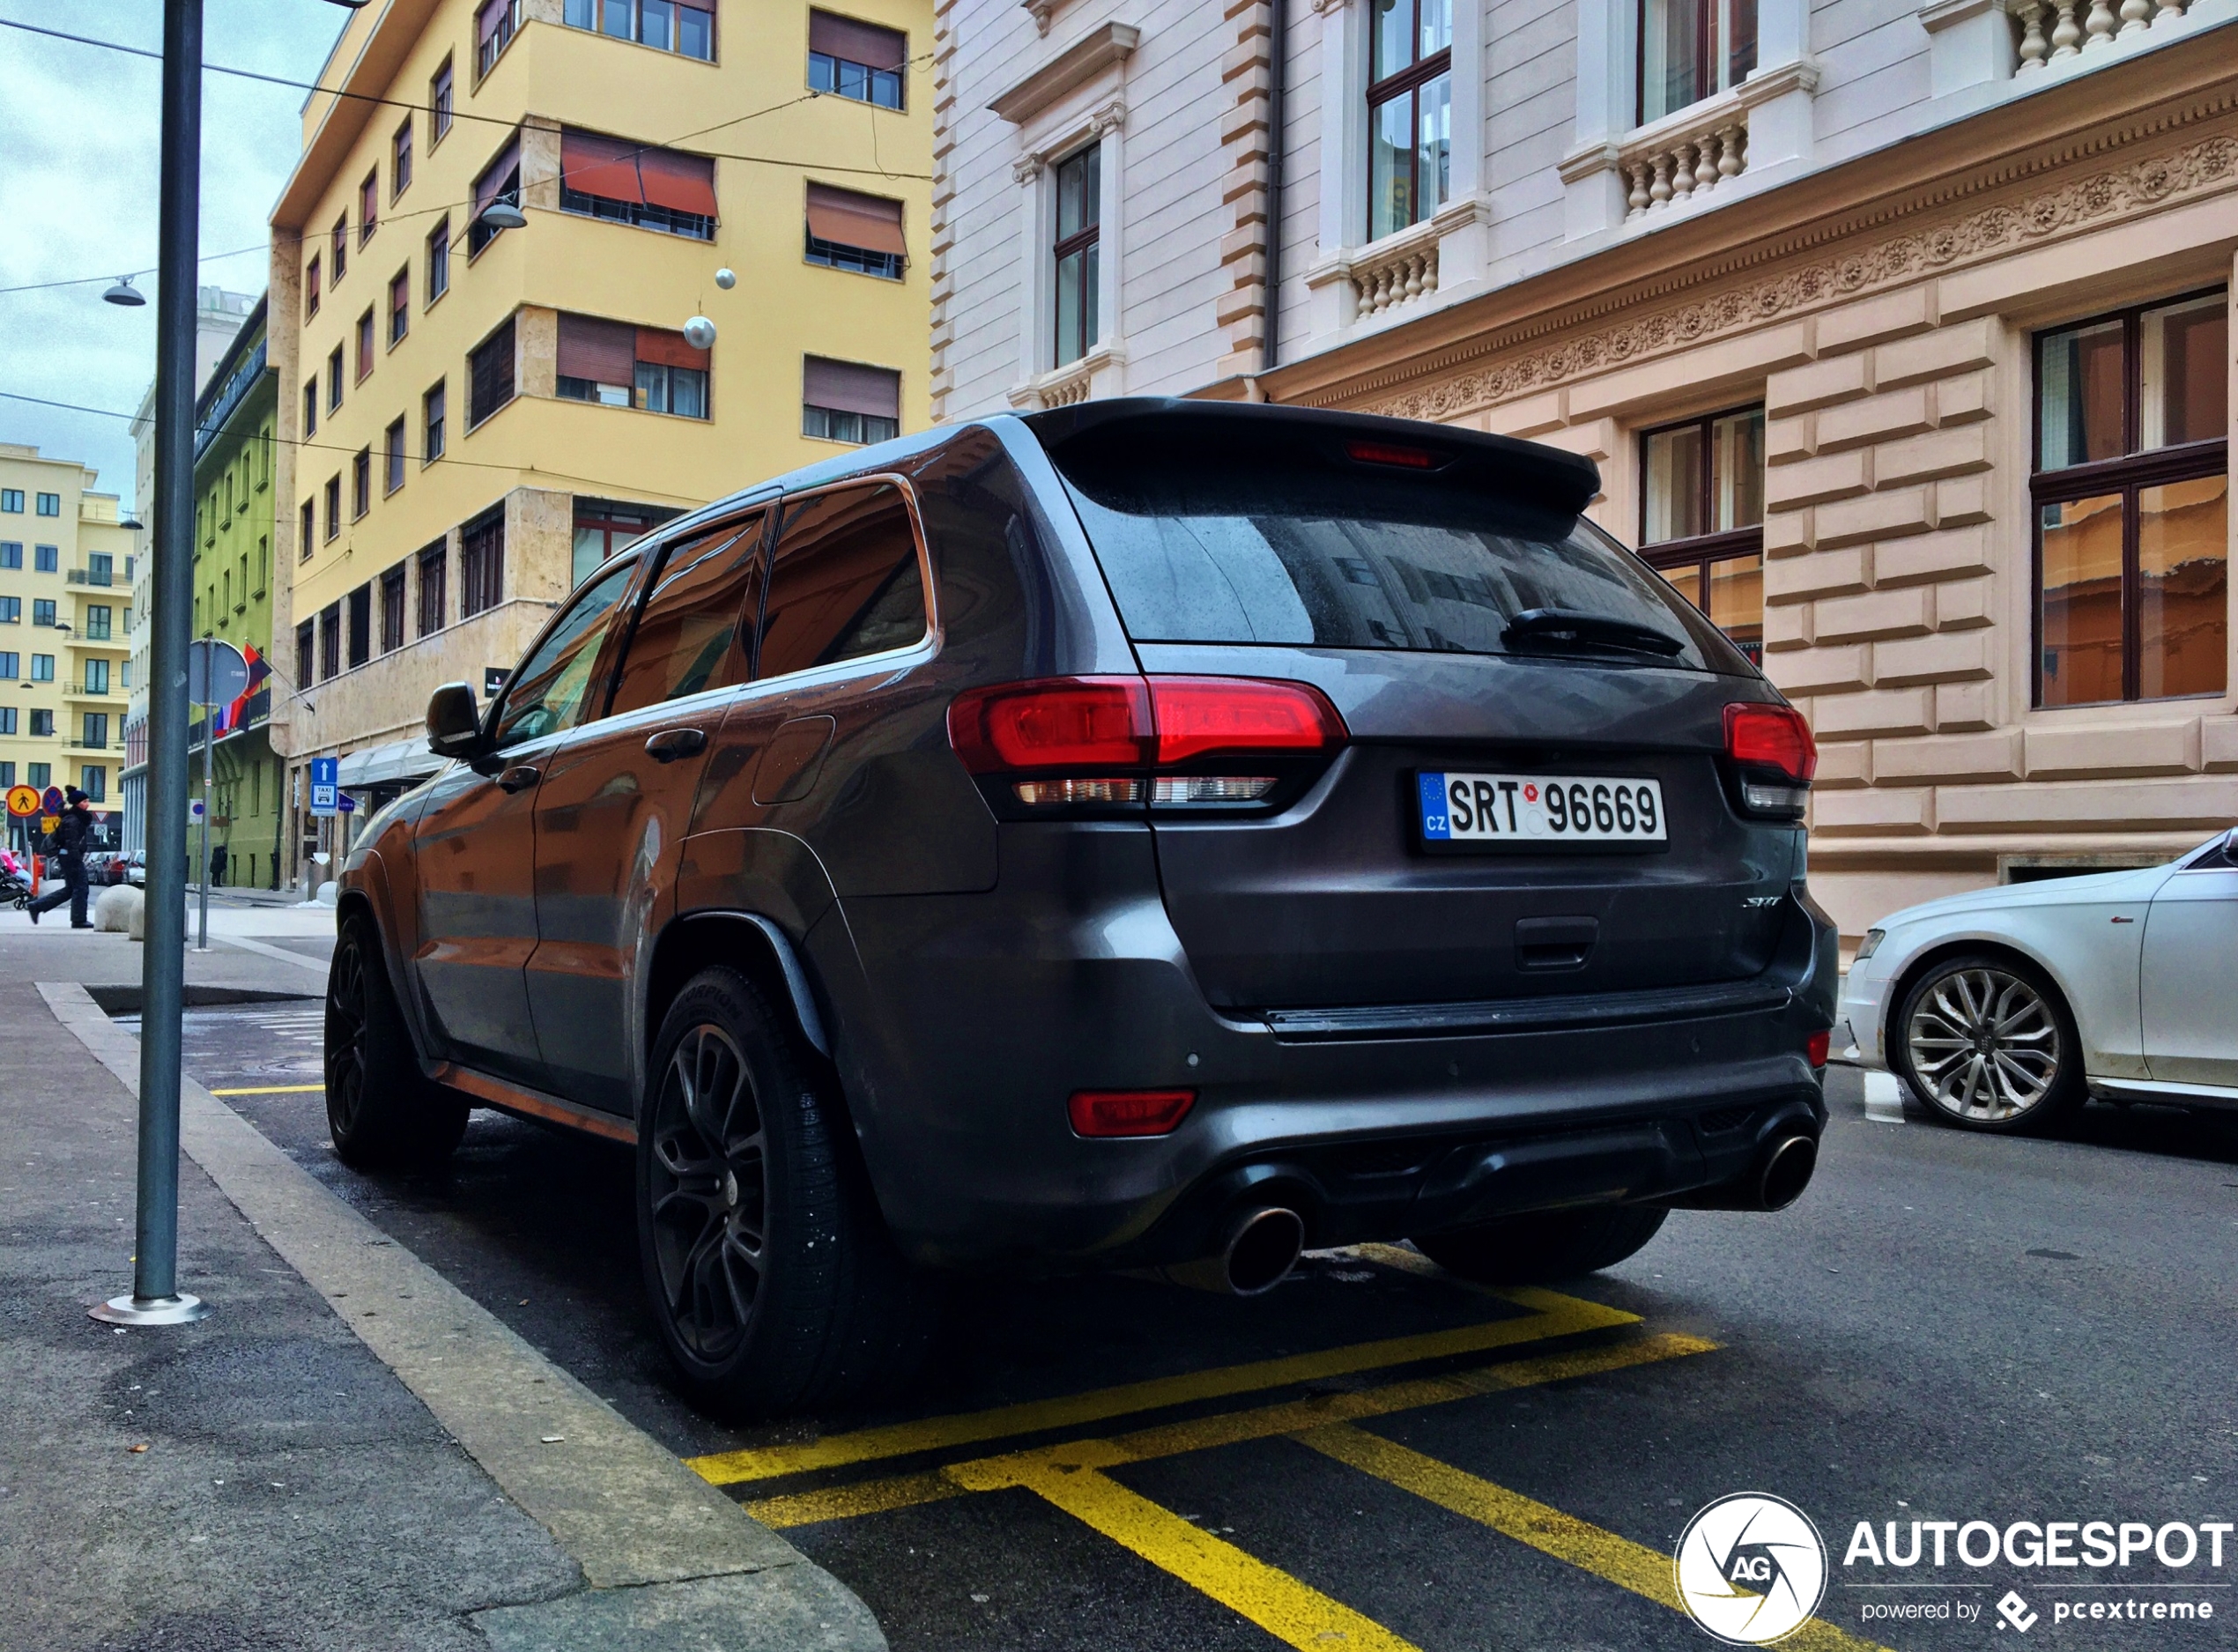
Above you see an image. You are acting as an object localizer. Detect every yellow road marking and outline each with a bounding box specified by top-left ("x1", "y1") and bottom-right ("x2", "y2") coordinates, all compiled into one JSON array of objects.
[
  {"x1": 692, "y1": 1284, "x2": 1638, "y2": 1486},
  {"x1": 1296, "y1": 1424, "x2": 1890, "y2": 1652},
  {"x1": 746, "y1": 1332, "x2": 1715, "y2": 1528},
  {"x1": 209, "y1": 1083, "x2": 326, "y2": 1096},
  {"x1": 1021, "y1": 1463, "x2": 1423, "y2": 1652}
]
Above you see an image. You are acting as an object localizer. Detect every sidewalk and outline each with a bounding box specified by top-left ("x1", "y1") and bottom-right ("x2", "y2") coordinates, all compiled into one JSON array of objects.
[{"x1": 0, "y1": 929, "x2": 882, "y2": 1652}]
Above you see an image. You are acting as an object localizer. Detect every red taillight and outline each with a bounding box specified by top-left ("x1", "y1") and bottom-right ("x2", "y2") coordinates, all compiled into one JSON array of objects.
[
  {"x1": 1345, "y1": 439, "x2": 1441, "y2": 469},
  {"x1": 1724, "y1": 703, "x2": 1818, "y2": 783},
  {"x1": 1805, "y1": 1028, "x2": 1831, "y2": 1069},
  {"x1": 949, "y1": 677, "x2": 1345, "y2": 774},
  {"x1": 1068, "y1": 1088, "x2": 1197, "y2": 1137}
]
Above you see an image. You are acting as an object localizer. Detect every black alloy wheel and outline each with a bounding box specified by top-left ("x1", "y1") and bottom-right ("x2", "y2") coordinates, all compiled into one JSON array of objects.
[
  {"x1": 323, "y1": 912, "x2": 469, "y2": 1169},
  {"x1": 645, "y1": 1021, "x2": 769, "y2": 1365}
]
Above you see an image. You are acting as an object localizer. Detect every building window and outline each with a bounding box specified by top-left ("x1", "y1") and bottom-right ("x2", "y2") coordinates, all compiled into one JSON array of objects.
[
  {"x1": 331, "y1": 214, "x2": 348, "y2": 280},
  {"x1": 300, "y1": 499, "x2": 315, "y2": 559},
  {"x1": 807, "y1": 11, "x2": 904, "y2": 106},
  {"x1": 31, "y1": 656, "x2": 53, "y2": 684},
  {"x1": 357, "y1": 308, "x2": 375, "y2": 381},
  {"x1": 26, "y1": 763, "x2": 48, "y2": 787},
  {"x1": 476, "y1": 0, "x2": 520, "y2": 77},
  {"x1": 427, "y1": 219, "x2": 450, "y2": 301},
  {"x1": 559, "y1": 130, "x2": 717, "y2": 239},
  {"x1": 303, "y1": 380, "x2": 318, "y2": 437},
  {"x1": 1051, "y1": 144, "x2": 1100, "y2": 369},
  {"x1": 306, "y1": 254, "x2": 321, "y2": 317},
  {"x1": 34, "y1": 493, "x2": 59, "y2": 517},
  {"x1": 87, "y1": 552, "x2": 112, "y2": 587},
  {"x1": 802, "y1": 356, "x2": 900, "y2": 445},
  {"x1": 81, "y1": 713, "x2": 108, "y2": 750},
  {"x1": 431, "y1": 57, "x2": 454, "y2": 144},
  {"x1": 295, "y1": 620, "x2": 315, "y2": 687},
  {"x1": 385, "y1": 418, "x2": 407, "y2": 494},
  {"x1": 32, "y1": 599, "x2": 56, "y2": 627},
  {"x1": 0, "y1": 598, "x2": 17, "y2": 623},
  {"x1": 0, "y1": 653, "x2": 14, "y2": 678},
  {"x1": 424, "y1": 381, "x2": 448, "y2": 462},
  {"x1": 389, "y1": 270, "x2": 410, "y2": 345},
  {"x1": 805, "y1": 183, "x2": 905, "y2": 278},
  {"x1": 469, "y1": 319, "x2": 517, "y2": 428},
  {"x1": 35, "y1": 544, "x2": 56, "y2": 573},
  {"x1": 359, "y1": 170, "x2": 379, "y2": 242},
  {"x1": 417, "y1": 539, "x2": 448, "y2": 635},
  {"x1": 381, "y1": 564, "x2": 407, "y2": 652},
  {"x1": 320, "y1": 603, "x2": 341, "y2": 679},
  {"x1": 323, "y1": 474, "x2": 342, "y2": 541},
  {"x1": 555, "y1": 315, "x2": 710, "y2": 416},
  {"x1": 85, "y1": 604, "x2": 112, "y2": 640},
  {"x1": 564, "y1": 0, "x2": 715, "y2": 61},
  {"x1": 471, "y1": 140, "x2": 522, "y2": 256},
  {"x1": 1640, "y1": 0, "x2": 1757, "y2": 124},
  {"x1": 1639, "y1": 405, "x2": 1766, "y2": 663},
  {"x1": 461, "y1": 512, "x2": 504, "y2": 618},
  {"x1": 86, "y1": 657, "x2": 110, "y2": 693},
  {"x1": 2034, "y1": 290, "x2": 2228, "y2": 707},
  {"x1": 573, "y1": 500, "x2": 671, "y2": 585},
  {"x1": 80, "y1": 766, "x2": 106, "y2": 802},
  {"x1": 0, "y1": 542, "x2": 15, "y2": 568},
  {"x1": 0, "y1": 491, "x2": 19, "y2": 513},
  {"x1": 392, "y1": 119, "x2": 413, "y2": 197},
  {"x1": 348, "y1": 583, "x2": 373, "y2": 668},
  {"x1": 1367, "y1": 0, "x2": 1452, "y2": 241},
  {"x1": 328, "y1": 344, "x2": 345, "y2": 411},
  {"x1": 352, "y1": 448, "x2": 372, "y2": 519}
]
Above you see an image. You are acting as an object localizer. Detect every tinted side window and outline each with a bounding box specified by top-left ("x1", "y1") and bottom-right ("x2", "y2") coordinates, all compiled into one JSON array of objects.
[
  {"x1": 607, "y1": 512, "x2": 766, "y2": 717},
  {"x1": 492, "y1": 559, "x2": 636, "y2": 747},
  {"x1": 757, "y1": 483, "x2": 926, "y2": 680}
]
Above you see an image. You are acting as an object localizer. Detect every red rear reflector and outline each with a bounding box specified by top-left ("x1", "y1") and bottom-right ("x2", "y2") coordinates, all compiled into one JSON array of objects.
[
  {"x1": 1805, "y1": 1029, "x2": 1831, "y2": 1068},
  {"x1": 1069, "y1": 1088, "x2": 1197, "y2": 1137},
  {"x1": 1724, "y1": 703, "x2": 1819, "y2": 783},
  {"x1": 1148, "y1": 677, "x2": 1346, "y2": 764},
  {"x1": 947, "y1": 678, "x2": 1152, "y2": 773},
  {"x1": 1345, "y1": 439, "x2": 1440, "y2": 469}
]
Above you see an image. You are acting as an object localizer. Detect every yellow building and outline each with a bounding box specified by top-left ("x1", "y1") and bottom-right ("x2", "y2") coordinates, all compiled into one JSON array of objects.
[
  {"x1": 0, "y1": 444, "x2": 137, "y2": 849},
  {"x1": 268, "y1": 0, "x2": 931, "y2": 885}
]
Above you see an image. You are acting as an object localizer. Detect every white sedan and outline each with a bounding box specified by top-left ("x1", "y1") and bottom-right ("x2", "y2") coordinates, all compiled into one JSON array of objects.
[{"x1": 1839, "y1": 826, "x2": 2238, "y2": 1131}]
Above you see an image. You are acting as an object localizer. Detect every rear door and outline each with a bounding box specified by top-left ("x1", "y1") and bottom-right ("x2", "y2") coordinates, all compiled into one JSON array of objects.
[
  {"x1": 525, "y1": 510, "x2": 767, "y2": 1110},
  {"x1": 1049, "y1": 422, "x2": 1793, "y2": 1011}
]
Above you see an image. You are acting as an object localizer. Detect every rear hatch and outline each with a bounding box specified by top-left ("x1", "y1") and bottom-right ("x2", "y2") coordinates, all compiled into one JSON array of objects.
[{"x1": 1034, "y1": 404, "x2": 1797, "y2": 1012}]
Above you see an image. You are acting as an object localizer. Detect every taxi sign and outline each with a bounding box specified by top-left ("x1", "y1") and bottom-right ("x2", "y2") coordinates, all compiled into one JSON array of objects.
[
  {"x1": 4, "y1": 784, "x2": 38, "y2": 817},
  {"x1": 310, "y1": 754, "x2": 340, "y2": 817}
]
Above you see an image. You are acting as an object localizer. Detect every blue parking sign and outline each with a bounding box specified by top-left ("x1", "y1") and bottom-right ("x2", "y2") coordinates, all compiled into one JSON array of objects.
[{"x1": 310, "y1": 755, "x2": 340, "y2": 817}]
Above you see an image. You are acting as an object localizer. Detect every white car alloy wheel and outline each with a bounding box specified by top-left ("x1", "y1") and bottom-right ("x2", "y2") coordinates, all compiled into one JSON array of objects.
[{"x1": 1903, "y1": 964, "x2": 2062, "y2": 1124}]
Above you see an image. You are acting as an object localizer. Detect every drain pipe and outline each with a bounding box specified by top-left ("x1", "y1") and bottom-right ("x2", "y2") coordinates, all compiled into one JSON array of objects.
[{"x1": 1262, "y1": 0, "x2": 1286, "y2": 378}]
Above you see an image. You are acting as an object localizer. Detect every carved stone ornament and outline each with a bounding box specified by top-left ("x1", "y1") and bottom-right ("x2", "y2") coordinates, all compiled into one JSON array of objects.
[
  {"x1": 1345, "y1": 132, "x2": 2238, "y2": 420},
  {"x1": 1012, "y1": 154, "x2": 1044, "y2": 185}
]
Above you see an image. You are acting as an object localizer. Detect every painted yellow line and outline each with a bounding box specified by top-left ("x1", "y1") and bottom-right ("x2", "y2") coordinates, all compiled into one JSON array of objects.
[
  {"x1": 1296, "y1": 1424, "x2": 1890, "y2": 1652},
  {"x1": 691, "y1": 1284, "x2": 1638, "y2": 1487},
  {"x1": 1021, "y1": 1463, "x2": 1424, "y2": 1652},
  {"x1": 209, "y1": 1084, "x2": 325, "y2": 1096},
  {"x1": 747, "y1": 1332, "x2": 1716, "y2": 1529}
]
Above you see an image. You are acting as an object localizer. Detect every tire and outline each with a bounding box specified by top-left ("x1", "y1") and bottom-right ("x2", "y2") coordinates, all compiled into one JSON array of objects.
[
  {"x1": 324, "y1": 912, "x2": 469, "y2": 1169},
  {"x1": 1412, "y1": 1204, "x2": 1670, "y2": 1285},
  {"x1": 1891, "y1": 951, "x2": 2085, "y2": 1135},
  {"x1": 636, "y1": 967, "x2": 934, "y2": 1419}
]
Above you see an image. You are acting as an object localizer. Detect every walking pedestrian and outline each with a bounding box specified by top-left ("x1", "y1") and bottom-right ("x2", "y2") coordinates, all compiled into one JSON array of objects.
[
  {"x1": 27, "y1": 789, "x2": 94, "y2": 929},
  {"x1": 210, "y1": 841, "x2": 228, "y2": 886}
]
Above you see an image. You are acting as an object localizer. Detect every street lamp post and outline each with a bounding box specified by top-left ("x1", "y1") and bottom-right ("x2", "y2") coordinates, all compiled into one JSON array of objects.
[{"x1": 91, "y1": 0, "x2": 207, "y2": 1328}]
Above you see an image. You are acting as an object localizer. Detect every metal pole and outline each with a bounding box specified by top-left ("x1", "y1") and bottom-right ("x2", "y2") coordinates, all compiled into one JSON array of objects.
[
  {"x1": 196, "y1": 699, "x2": 211, "y2": 951},
  {"x1": 93, "y1": 0, "x2": 208, "y2": 1326}
]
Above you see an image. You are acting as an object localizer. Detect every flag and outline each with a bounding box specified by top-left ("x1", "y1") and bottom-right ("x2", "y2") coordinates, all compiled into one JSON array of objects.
[{"x1": 216, "y1": 644, "x2": 270, "y2": 735}]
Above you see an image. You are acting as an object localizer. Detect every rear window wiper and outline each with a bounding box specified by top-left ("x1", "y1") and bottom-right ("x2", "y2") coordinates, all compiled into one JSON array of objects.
[{"x1": 1502, "y1": 606, "x2": 1686, "y2": 659}]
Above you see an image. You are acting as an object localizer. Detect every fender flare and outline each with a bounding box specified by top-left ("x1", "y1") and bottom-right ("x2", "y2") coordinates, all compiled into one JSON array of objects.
[{"x1": 673, "y1": 908, "x2": 832, "y2": 1058}]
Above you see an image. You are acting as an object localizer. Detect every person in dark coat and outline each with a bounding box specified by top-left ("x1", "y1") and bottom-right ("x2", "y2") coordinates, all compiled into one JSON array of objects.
[{"x1": 28, "y1": 789, "x2": 94, "y2": 928}]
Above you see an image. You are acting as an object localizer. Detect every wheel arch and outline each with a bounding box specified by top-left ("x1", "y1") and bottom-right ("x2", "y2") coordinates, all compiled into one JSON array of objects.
[
  {"x1": 333, "y1": 863, "x2": 441, "y2": 1070},
  {"x1": 641, "y1": 910, "x2": 834, "y2": 1100},
  {"x1": 1884, "y1": 936, "x2": 2082, "y2": 1078}
]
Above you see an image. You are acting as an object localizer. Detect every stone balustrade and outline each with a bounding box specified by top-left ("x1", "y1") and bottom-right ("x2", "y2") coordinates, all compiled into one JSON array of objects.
[
  {"x1": 2011, "y1": 0, "x2": 2189, "y2": 67},
  {"x1": 1621, "y1": 103, "x2": 1749, "y2": 219},
  {"x1": 1348, "y1": 226, "x2": 1440, "y2": 318}
]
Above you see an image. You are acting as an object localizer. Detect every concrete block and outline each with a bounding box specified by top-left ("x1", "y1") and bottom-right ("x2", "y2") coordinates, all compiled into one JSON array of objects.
[
  {"x1": 1766, "y1": 353, "x2": 1870, "y2": 417},
  {"x1": 1812, "y1": 739, "x2": 1871, "y2": 789},
  {"x1": 2206, "y1": 717, "x2": 2238, "y2": 772},
  {"x1": 1813, "y1": 785, "x2": 1935, "y2": 835},
  {"x1": 1765, "y1": 547, "x2": 1871, "y2": 604},
  {"x1": 1816, "y1": 387, "x2": 1931, "y2": 454},
  {"x1": 1765, "y1": 644, "x2": 1871, "y2": 695},
  {"x1": 1814, "y1": 585, "x2": 1934, "y2": 644},
  {"x1": 1813, "y1": 487, "x2": 1932, "y2": 550},
  {"x1": 1767, "y1": 412, "x2": 1814, "y2": 463},
  {"x1": 2025, "y1": 719, "x2": 2202, "y2": 779},
  {"x1": 1931, "y1": 577, "x2": 1995, "y2": 631},
  {"x1": 1873, "y1": 316, "x2": 1998, "y2": 389},
  {"x1": 1934, "y1": 474, "x2": 1994, "y2": 527},
  {"x1": 1813, "y1": 687, "x2": 1935, "y2": 739},
  {"x1": 1818, "y1": 285, "x2": 1937, "y2": 357},
  {"x1": 1765, "y1": 449, "x2": 1871, "y2": 510},
  {"x1": 1932, "y1": 369, "x2": 1993, "y2": 426},
  {"x1": 93, "y1": 884, "x2": 145, "y2": 938},
  {"x1": 1485, "y1": 389, "x2": 1565, "y2": 438},
  {"x1": 1935, "y1": 774, "x2": 2238, "y2": 833},
  {"x1": 1874, "y1": 524, "x2": 1991, "y2": 588},
  {"x1": 1871, "y1": 730, "x2": 2021, "y2": 783},
  {"x1": 1764, "y1": 508, "x2": 1812, "y2": 557},
  {"x1": 1873, "y1": 628, "x2": 1993, "y2": 686},
  {"x1": 1876, "y1": 424, "x2": 1993, "y2": 488},
  {"x1": 1764, "y1": 602, "x2": 1812, "y2": 652},
  {"x1": 1935, "y1": 681, "x2": 1997, "y2": 732}
]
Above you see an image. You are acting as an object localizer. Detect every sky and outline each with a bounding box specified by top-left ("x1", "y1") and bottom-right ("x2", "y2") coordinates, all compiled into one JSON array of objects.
[{"x1": 0, "y1": 2, "x2": 350, "y2": 510}]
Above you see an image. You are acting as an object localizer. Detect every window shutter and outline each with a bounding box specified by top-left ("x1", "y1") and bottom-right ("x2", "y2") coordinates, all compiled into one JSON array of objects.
[
  {"x1": 805, "y1": 184, "x2": 905, "y2": 255},
  {"x1": 638, "y1": 149, "x2": 718, "y2": 217},
  {"x1": 802, "y1": 356, "x2": 900, "y2": 419},
  {"x1": 808, "y1": 9, "x2": 906, "y2": 67},
  {"x1": 558, "y1": 315, "x2": 639, "y2": 385},
  {"x1": 560, "y1": 130, "x2": 647, "y2": 204},
  {"x1": 474, "y1": 139, "x2": 522, "y2": 216},
  {"x1": 637, "y1": 327, "x2": 711, "y2": 371}
]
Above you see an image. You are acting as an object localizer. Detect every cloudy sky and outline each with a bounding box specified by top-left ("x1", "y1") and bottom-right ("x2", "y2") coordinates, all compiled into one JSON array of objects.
[{"x1": 0, "y1": 2, "x2": 348, "y2": 510}]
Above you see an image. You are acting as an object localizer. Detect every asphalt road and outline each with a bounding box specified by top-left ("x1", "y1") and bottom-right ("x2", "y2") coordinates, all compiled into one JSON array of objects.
[{"x1": 146, "y1": 987, "x2": 2238, "y2": 1650}]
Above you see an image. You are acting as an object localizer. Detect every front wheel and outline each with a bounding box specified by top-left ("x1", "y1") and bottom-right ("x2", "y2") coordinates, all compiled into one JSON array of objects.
[
  {"x1": 1411, "y1": 1204, "x2": 1669, "y2": 1285},
  {"x1": 637, "y1": 967, "x2": 933, "y2": 1419},
  {"x1": 1892, "y1": 952, "x2": 2085, "y2": 1134},
  {"x1": 324, "y1": 913, "x2": 469, "y2": 1169}
]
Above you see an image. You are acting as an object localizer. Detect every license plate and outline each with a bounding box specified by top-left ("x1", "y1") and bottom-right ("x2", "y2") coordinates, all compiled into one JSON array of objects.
[{"x1": 1419, "y1": 771, "x2": 1667, "y2": 844}]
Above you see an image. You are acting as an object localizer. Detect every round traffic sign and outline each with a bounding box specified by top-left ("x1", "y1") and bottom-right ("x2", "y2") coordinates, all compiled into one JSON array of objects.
[
  {"x1": 4, "y1": 784, "x2": 38, "y2": 817},
  {"x1": 187, "y1": 638, "x2": 250, "y2": 707},
  {"x1": 41, "y1": 786, "x2": 64, "y2": 814}
]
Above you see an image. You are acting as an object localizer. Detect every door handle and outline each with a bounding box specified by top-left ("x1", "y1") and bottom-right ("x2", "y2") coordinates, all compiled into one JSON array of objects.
[
  {"x1": 644, "y1": 727, "x2": 708, "y2": 763},
  {"x1": 495, "y1": 764, "x2": 540, "y2": 794}
]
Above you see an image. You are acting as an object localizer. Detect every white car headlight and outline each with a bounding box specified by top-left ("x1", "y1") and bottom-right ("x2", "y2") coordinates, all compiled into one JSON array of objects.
[{"x1": 1856, "y1": 928, "x2": 1885, "y2": 962}]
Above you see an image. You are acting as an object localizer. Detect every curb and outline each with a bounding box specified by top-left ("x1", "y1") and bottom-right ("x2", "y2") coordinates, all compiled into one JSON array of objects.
[{"x1": 41, "y1": 980, "x2": 887, "y2": 1651}]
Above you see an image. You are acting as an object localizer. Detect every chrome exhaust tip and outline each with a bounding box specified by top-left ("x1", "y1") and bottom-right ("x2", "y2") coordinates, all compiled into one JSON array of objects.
[{"x1": 1160, "y1": 1205, "x2": 1307, "y2": 1296}]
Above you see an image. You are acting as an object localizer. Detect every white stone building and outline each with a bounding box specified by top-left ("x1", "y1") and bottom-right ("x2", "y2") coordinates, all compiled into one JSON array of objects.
[{"x1": 930, "y1": 0, "x2": 2238, "y2": 935}]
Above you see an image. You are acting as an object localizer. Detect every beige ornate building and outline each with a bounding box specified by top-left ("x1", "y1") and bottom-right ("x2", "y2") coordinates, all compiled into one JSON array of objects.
[{"x1": 930, "y1": 0, "x2": 2237, "y2": 936}]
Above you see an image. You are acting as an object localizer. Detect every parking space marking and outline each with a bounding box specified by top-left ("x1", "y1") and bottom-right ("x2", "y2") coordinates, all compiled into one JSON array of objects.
[
  {"x1": 689, "y1": 1284, "x2": 1641, "y2": 1488},
  {"x1": 1297, "y1": 1423, "x2": 1890, "y2": 1652},
  {"x1": 209, "y1": 1083, "x2": 326, "y2": 1096},
  {"x1": 1021, "y1": 1462, "x2": 1424, "y2": 1652},
  {"x1": 745, "y1": 1332, "x2": 1715, "y2": 1529}
]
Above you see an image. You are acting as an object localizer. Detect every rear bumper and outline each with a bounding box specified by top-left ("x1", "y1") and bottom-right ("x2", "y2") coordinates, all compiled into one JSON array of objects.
[{"x1": 817, "y1": 852, "x2": 1839, "y2": 1270}]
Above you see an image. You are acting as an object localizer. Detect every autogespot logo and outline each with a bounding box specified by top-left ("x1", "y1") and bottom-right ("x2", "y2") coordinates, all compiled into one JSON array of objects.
[{"x1": 1675, "y1": 1493, "x2": 1830, "y2": 1645}]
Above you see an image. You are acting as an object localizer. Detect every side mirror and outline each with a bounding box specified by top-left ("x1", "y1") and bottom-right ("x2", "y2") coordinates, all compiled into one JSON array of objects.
[{"x1": 426, "y1": 681, "x2": 484, "y2": 759}]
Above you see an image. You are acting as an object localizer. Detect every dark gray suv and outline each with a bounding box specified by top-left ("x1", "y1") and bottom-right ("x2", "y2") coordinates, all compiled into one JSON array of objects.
[{"x1": 324, "y1": 401, "x2": 1836, "y2": 1417}]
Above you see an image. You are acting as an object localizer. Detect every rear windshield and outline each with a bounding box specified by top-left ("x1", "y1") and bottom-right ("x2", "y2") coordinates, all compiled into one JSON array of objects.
[{"x1": 1055, "y1": 456, "x2": 1745, "y2": 672}]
